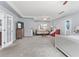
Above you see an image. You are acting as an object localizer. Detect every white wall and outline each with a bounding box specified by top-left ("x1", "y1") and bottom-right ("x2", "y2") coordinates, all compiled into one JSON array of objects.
[
  {"x1": 54, "y1": 12, "x2": 79, "y2": 35},
  {"x1": 20, "y1": 18, "x2": 52, "y2": 36}
]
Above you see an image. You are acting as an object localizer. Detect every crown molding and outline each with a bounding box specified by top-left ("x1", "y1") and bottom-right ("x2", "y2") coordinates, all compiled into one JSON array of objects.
[{"x1": 0, "y1": 1, "x2": 22, "y2": 18}]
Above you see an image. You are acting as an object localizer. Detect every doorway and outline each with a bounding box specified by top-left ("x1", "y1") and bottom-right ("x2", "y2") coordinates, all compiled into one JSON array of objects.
[{"x1": 0, "y1": 11, "x2": 14, "y2": 48}]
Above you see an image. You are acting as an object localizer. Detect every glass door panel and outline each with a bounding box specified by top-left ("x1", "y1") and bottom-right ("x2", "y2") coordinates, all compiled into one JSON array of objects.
[{"x1": 7, "y1": 16, "x2": 11, "y2": 42}]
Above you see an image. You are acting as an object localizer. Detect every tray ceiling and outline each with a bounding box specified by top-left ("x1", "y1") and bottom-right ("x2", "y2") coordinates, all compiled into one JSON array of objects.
[{"x1": 7, "y1": 1, "x2": 79, "y2": 19}]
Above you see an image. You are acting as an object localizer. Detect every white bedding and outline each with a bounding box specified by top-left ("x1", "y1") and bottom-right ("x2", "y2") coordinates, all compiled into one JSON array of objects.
[
  {"x1": 67, "y1": 35, "x2": 79, "y2": 40},
  {"x1": 65, "y1": 35, "x2": 79, "y2": 44},
  {"x1": 56, "y1": 35, "x2": 79, "y2": 57}
]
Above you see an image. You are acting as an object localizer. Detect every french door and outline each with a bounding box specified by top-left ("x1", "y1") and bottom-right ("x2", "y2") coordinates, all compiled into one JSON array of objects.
[{"x1": 2, "y1": 13, "x2": 14, "y2": 48}]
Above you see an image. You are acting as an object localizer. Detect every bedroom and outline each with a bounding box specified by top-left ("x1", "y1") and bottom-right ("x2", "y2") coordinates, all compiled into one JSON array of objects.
[{"x1": 0, "y1": 0, "x2": 79, "y2": 57}]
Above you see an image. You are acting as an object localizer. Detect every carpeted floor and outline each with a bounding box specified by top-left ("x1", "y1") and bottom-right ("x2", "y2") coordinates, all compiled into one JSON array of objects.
[{"x1": 0, "y1": 36, "x2": 65, "y2": 57}]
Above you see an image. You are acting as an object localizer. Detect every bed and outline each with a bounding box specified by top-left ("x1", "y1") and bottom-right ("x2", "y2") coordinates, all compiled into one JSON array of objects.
[
  {"x1": 55, "y1": 35, "x2": 79, "y2": 57},
  {"x1": 36, "y1": 28, "x2": 49, "y2": 35},
  {"x1": 35, "y1": 24, "x2": 51, "y2": 35}
]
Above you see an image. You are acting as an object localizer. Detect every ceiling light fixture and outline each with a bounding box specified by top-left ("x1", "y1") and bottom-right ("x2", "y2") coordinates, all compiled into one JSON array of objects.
[
  {"x1": 43, "y1": 18, "x2": 47, "y2": 20},
  {"x1": 41, "y1": 16, "x2": 49, "y2": 20}
]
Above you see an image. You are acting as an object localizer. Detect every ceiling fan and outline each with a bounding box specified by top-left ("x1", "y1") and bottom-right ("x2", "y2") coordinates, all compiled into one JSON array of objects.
[
  {"x1": 58, "y1": 1, "x2": 68, "y2": 15},
  {"x1": 63, "y1": 1, "x2": 68, "y2": 5}
]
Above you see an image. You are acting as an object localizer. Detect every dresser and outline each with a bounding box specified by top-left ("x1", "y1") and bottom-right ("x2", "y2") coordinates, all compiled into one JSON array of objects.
[{"x1": 16, "y1": 22, "x2": 24, "y2": 39}]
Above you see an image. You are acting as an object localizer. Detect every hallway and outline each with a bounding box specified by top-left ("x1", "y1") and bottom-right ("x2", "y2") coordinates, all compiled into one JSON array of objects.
[{"x1": 0, "y1": 36, "x2": 65, "y2": 57}]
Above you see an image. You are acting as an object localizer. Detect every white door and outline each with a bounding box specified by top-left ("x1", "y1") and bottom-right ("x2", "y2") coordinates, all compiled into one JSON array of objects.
[
  {"x1": 10, "y1": 15, "x2": 14, "y2": 42},
  {"x1": 2, "y1": 14, "x2": 14, "y2": 48},
  {"x1": 0, "y1": 13, "x2": 4, "y2": 47},
  {"x1": 1, "y1": 13, "x2": 8, "y2": 48}
]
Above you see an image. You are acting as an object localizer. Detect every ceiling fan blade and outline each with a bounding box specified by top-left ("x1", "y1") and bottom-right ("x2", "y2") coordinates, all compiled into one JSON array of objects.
[{"x1": 63, "y1": 1, "x2": 68, "y2": 5}]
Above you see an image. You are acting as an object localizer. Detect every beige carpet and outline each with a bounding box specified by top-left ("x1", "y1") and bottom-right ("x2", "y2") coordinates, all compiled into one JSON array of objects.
[{"x1": 0, "y1": 36, "x2": 65, "y2": 57}]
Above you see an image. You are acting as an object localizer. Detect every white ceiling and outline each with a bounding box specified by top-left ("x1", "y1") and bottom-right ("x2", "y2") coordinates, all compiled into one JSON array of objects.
[{"x1": 7, "y1": 1, "x2": 79, "y2": 19}]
